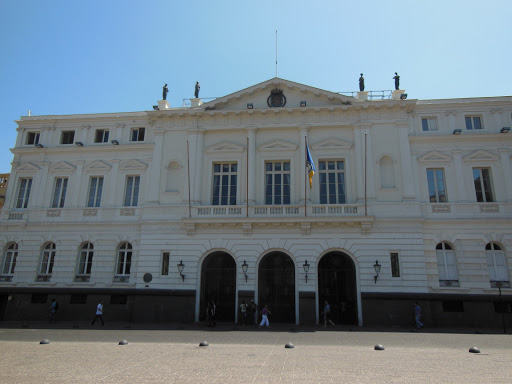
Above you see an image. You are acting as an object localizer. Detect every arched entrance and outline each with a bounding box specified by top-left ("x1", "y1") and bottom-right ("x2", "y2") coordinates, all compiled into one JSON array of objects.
[
  {"x1": 200, "y1": 252, "x2": 236, "y2": 322},
  {"x1": 318, "y1": 252, "x2": 357, "y2": 324},
  {"x1": 258, "y1": 251, "x2": 295, "y2": 323}
]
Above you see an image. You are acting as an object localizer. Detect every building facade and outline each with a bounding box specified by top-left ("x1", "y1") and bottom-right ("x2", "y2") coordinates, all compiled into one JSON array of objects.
[{"x1": 0, "y1": 78, "x2": 511, "y2": 328}]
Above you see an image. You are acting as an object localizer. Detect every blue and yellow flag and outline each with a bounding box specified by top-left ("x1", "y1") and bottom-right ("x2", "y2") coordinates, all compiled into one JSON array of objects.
[{"x1": 306, "y1": 143, "x2": 315, "y2": 189}]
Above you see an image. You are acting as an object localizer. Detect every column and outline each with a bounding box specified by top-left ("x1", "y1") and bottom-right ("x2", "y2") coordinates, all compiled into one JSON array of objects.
[
  {"x1": 247, "y1": 128, "x2": 257, "y2": 205},
  {"x1": 147, "y1": 130, "x2": 164, "y2": 204},
  {"x1": 361, "y1": 125, "x2": 376, "y2": 200},
  {"x1": 67, "y1": 161, "x2": 84, "y2": 208},
  {"x1": 354, "y1": 126, "x2": 364, "y2": 203},
  {"x1": 188, "y1": 129, "x2": 205, "y2": 204},
  {"x1": 107, "y1": 160, "x2": 120, "y2": 207},
  {"x1": 34, "y1": 162, "x2": 50, "y2": 208},
  {"x1": 452, "y1": 151, "x2": 469, "y2": 202},
  {"x1": 299, "y1": 126, "x2": 309, "y2": 203},
  {"x1": 398, "y1": 124, "x2": 416, "y2": 200},
  {"x1": 499, "y1": 149, "x2": 512, "y2": 202}
]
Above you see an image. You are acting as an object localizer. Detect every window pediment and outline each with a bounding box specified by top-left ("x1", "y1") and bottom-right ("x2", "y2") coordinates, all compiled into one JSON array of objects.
[
  {"x1": 119, "y1": 159, "x2": 148, "y2": 171},
  {"x1": 258, "y1": 140, "x2": 297, "y2": 152},
  {"x1": 206, "y1": 141, "x2": 245, "y2": 153},
  {"x1": 418, "y1": 151, "x2": 452, "y2": 163},
  {"x1": 311, "y1": 138, "x2": 353, "y2": 151},
  {"x1": 84, "y1": 160, "x2": 111, "y2": 173},
  {"x1": 463, "y1": 150, "x2": 498, "y2": 163},
  {"x1": 49, "y1": 161, "x2": 76, "y2": 174},
  {"x1": 14, "y1": 162, "x2": 40, "y2": 173}
]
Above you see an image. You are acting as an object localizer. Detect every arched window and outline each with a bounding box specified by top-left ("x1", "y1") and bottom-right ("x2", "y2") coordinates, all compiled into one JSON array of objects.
[
  {"x1": 486, "y1": 243, "x2": 508, "y2": 282},
  {"x1": 77, "y1": 242, "x2": 94, "y2": 276},
  {"x1": 40, "y1": 243, "x2": 56, "y2": 275},
  {"x1": 2, "y1": 243, "x2": 18, "y2": 275},
  {"x1": 116, "y1": 242, "x2": 132, "y2": 276},
  {"x1": 379, "y1": 156, "x2": 395, "y2": 189},
  {"x1": 436, "y1": 242, "x2": 458, "y2": 284}
]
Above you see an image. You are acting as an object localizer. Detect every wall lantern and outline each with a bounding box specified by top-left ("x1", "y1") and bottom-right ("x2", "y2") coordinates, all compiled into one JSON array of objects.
[
  {"x1": 111, "y1": 139, "x2": 119, "y2": 145},
  {"x1": 241, "y1": 260, "x2": 248, "y2": 282},
  {"x1": 303, "y1": 260, "x2": 310, "y2": 283},
  {"x1": 247, "y1": 103, "x2": 254, "y2": 109},
  {"x1": 400, "y1": 94, "x2": 408, "y2": 100},
  {"x1": 75, "y1": 141, "x2": 84, "y2": 147},
  {"x1": 452, "y1": 129, "x2": 462, "y2": 135},
  {"x1": 500, "y1": 127, "x2": 510, "y2": 133},
  {"x1": 300, "y1": 101, "x2": 307, "y2": 107},
  {"x1": 177, "y1": 260, "x2": 185, "y2": 282},
  {"x1": 373, "y1": 260, "x2": 381, "y2": 284},
  {"x1": 35, "y1": 143, "x2": 44, "y2": 148}
]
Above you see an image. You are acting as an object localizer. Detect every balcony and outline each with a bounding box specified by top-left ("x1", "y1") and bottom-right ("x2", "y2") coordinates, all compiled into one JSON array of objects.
[{"x1": 193, "y1": 204, "x2": 363, "y2": 218}]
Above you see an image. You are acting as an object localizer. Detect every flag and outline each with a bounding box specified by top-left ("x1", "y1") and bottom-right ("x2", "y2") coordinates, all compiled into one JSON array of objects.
[{"x1": 306, "y1": 143, "x2": 315, "y2": 189}]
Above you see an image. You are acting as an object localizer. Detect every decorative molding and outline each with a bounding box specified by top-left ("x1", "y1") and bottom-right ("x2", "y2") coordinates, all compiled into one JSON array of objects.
[
  {"x1": 119, "y1": 159, "x2": 148, "y2": 171},
  {"x1": 206, "y1": 141, "x2": 245, "y2": 153},
  {"x1": 84, "y1": 160, "x2": 111, "y2": 173},
  {"x1": 120, "y1": 208, "x2": 135, "y2": 216},
  {"x1": 301, "y1": 222, "x2": 311, "y2": 236},
  {"x1": 480, "y1": 204, "x2": 499, "y2": 213},
  {"x1": 432, "y1": 204, "x2": 451, "y2": 213},
  {"x1": 463, "y1": 150, "x2": 498, "y2": 163},
  {"x1": 258, "y1": 140, "x2": 297, "y2": 152},
  {"x1": 46, "y1": 209, "x2": 61, "y2": 217},
  {"x1": 311, "y1": 138, "x2": 353, "y2": 151},
  {"x1": 185, "y1": 223, "x2": 195, "y2": 236},
  {"x1": 418, "y1": 151, "x2": 452, "y2": 164},
  {"x1": 49, "y1": 161, "x2": 77, "y2": 174},
  {"x1": 83, "y1": 208, "x2": 98, "y2": 216},
  {"x1": 242, "y1": 223, "x2": 252, "y2": 236},
  {"x1": 13, "y1": 162, "x2": 40, "y2": 173}
]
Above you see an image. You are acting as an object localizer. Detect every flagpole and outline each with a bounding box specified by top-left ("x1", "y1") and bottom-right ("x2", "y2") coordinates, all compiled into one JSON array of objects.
[
  {"x1": 304, "y1": 136, "x2": 307, "y2": 217},
  {"x1": 187, "y1": 140, "x2": 191, "y2": 218},
  {"x1": 364, "y1": 133, "x2": 367, "y2": 216},
  {"x1": 246, "y1": 136, "x2": 249, "y2": 217}
]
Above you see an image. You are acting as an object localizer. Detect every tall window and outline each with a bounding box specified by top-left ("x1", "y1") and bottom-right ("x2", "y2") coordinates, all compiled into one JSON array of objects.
[
  {"x1": 16, "y1": 178, "x2": 32, "y2": 208},
  {"x1": 486, "y1": 243, "x2": 508, "y2": 282},
  {"x1": 421, "y1": 117, "x2": 438, "y2": 132},
  {"x1": 87, "y1": 177, "x2": 104, "y2": 207},
  {"x1": 51, "y1": 178, "x2": 68, "y2": 208},
  {"x1": 116, "y1": 242, "x2": 132, "y2": 276},
  {"x1": 265, "y1": 161, "x2": 290, "y2": 205},
  {"x1": 77, "y1": 242, "x2": 94, "y2": 276},
  {"x1": 212, "y1": 163, "x2": 237, "y2": 205},
  {"x1": 427, "y1": 168, "x2": 447, "y2": 202},
  {"x1": 473, "y1": 168, "x2": 494, "y2": 202},
  {"x1": 40, "y1": 243, "x2": 56, "y2": 275},
  {"x1": 436, "y1": 242, "x2": 458, "y2": 282},
  {"x1": 124, "y1": 176, "x2": 140, "y2": 206},
  {"x1": 131, "y1": 128, "x2": 145, "y2": 142},
  {"x1": 2, "y1": 243, "x2": 18, "y2": 275},
  {"x1": 465, "y1": 116, "x2": 482, "y2": 130},
  {"x1": 319, "y1": 160, "x2": 346, "y2": 204},
  {"x1": 161, "y1": 252, "x2": 170, "y2": 275},
  {"x1": 94, "y1": 129, "x2": 109, "y2": 143},
  {"x1": 60, "y1": 131, "x2": 75, "y2": 144},
  {"x1": 390, "y1": 252, "x2": 400, "y2": 277}
]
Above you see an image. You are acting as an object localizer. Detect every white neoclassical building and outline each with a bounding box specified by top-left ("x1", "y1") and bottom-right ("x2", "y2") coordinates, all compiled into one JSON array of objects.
[{"x1": 0, "y1": 78, "x2": 511, "y2": 328}]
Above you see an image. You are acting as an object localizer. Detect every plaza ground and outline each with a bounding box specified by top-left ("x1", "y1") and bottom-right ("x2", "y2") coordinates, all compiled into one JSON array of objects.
[{"x1": 0, "y1": 324, "x2": 511, "y2": 383}]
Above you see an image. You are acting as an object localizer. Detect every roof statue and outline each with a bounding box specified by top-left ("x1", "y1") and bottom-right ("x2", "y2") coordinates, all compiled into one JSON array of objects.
[
  {"x1": 359, "y1": 73, "x2": 365, "y2": 92},
  {"x1": 195, "y1": 81, "x2": 200, "y2": 99},
  {"x1": 393, "y1": 72, "x2": 400, "y2": 90},
  {"x1": 162, "y1": 83, "x2": 169, "y2": 101}
]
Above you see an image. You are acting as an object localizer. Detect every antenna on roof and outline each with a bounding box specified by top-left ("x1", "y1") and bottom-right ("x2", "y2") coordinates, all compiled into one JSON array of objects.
[
  {"x1": 275, "y1": 30, "x2": 278, "y2": 78},
  {"x1": 27, "y1": 109, "x2": 31, "y2": 116}
]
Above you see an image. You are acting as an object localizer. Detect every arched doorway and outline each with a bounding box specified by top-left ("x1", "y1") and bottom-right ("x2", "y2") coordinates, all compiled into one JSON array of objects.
[
  {"x1": 318, "y1": 252, "x2": 357, "y2": 324},
  {"x1": 200, "y1": 252, "x2": 236, "y2": 322},
  {"x1": 258, "y1": 251, "x2": 295, "y2": 323}
]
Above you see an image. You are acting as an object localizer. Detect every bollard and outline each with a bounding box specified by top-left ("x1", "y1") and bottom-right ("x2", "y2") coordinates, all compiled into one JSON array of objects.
[
  {"x1": 374, "y1": 344, "x2": 385, "y2": 351},
  {"x1": 199, "y1": 341, "x2": 209, "y2": 347},
  {"x1": 284, "y1": 343, "x2": 295, "y2": 349},
  {"x1": 40, "y1": 339, "x2": 50, "y2": 345},
  {"x1": 118, "y1": 340, "x2": 128, "y2": 345},
  {"x1": 469, "y1": 347, "x2": 480, "y2": 354}
]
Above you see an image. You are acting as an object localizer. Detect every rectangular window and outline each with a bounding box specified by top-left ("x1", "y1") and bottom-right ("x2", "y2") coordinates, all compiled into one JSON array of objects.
[
  {"x1": 265, "y1": 161, "x2": 290, "y2": 205},
  {"x1": 131, "y1": 128, "x2": 145, "y2": 142},
  {"x1": 421, "y1": 117, "x2": 438, "y2": 132},
  {"x1": 442, "y1": 301, "x2": 464, "y2": 312},
  {"x1": 94, "y1": 129, "x2": 109, "y2": 143},
  {"x1": 473, "y1": 168, "x2": 494, "y2": 202},
  {"x1": 26, "y1": 132, "x2": 40, "y2": 145},
  {"x1": 465, "y1": 116, "x2": 482, "y2": 130},
  {"x1": 212, "y1": 163, "x2": 237, "y2": 205},
  {"x1": 51, "y1": 178, "x2": 68, "y2": 208},
  {"x1": 16, "y1": 178, "x2": 32, "y2": 208},
  {"x1": 319, "y1": 160, "x2": 346, "y2": 204},
  {"x1": 426, "y1": 168, "x2": 447, "y2": 202},
  {"x1": 161, "y1": 252, "x2": 170, "y2": 275},
  {"x1": 60, "y1": 131, "x2": 75, "y2": 144},
  {"x1": 87, "y1": 177, "x2": 104, "y2": 207},
  {"x1": 124, "y1": 176, "x2": 140, "y2": 206},
  {"x1": 390, "y1": 253, "x2": 400, "y2": 277}
]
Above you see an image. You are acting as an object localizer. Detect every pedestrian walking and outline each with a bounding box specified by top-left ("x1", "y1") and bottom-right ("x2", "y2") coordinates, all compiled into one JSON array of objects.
[
  {"x1": 91, "y1": 300, "x2": 105, "y2": 326},
  {"x1": 414, "y1": 302, "x2": 424, "y2": 329},
  {"x1": 249, "y1": 300, "x2": 258, "y2": 327},
  {"x1": 48, "y1": 298, "x2": 58, "y2": 323},
  {"x1": 206, "y1": 301, "x2": 214, "y2": 327},
  {"x1": 211, "y1": 300, "x2": 216, "y2": 327},
  {"x1": 259, "y1": 304, "x2": 271, "y2": 328},
  {"x1": 322, "y1": 300, "x2": 335, "y2": 328},
  {"x1": 240, "y1": 300, "x2": 248, "y2": 326}
]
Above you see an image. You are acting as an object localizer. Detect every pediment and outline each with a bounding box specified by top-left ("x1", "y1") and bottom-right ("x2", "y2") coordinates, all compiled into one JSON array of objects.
[
  {"x1": 311, "y1": 138, "x2": 353, "y2": 151},
  {"x1": 207, "y1": 141, "x2": 245, "y2": 153},
  {"x1": 119, "y1": 159, "x2": 148, "y2": 171},
  {"x1": 49, "y1": 161, "x2": 76, "y2": 174},
  {"x1": 202, "y1": 78, "x2": 360, "y2": 111},
  {"x1": 84, "y1": 160, "x2": 111, "y2": 173},
  {"x1": 258, "y1": 140, "x2": 297, "y2": 152},
  {"x1": 463, "y1": 150, "x2": 498, "y2": 162},
  {"x1": 14, "y1": 162, "x2": 40, "y2": 173},
  {"x1": 418, "y1": 151, "x2": 452, "y2": 163}
]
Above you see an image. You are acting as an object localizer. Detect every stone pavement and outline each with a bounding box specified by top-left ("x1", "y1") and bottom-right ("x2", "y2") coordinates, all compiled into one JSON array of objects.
[{"x1": 0, "y1": 323, "x2": 511, "y2": 383}]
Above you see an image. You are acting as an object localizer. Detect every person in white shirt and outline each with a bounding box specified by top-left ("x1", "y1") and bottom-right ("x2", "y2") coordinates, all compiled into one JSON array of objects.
[{"x1": 91, "y1": 300, "x2": 104, "y2": 326}]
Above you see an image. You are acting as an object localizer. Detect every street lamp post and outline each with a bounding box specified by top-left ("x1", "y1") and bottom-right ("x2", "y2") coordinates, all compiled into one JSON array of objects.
[{"x1": 495, "y1": 281, "x2": 506, "y2": 334}]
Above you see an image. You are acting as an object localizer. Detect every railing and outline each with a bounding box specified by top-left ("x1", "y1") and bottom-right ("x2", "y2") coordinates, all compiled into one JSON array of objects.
[
  {"x1": 193, "y1": 204, "x2": 363, "y2": 218},
  {"x1": 338, "y1": 90, "x2": 393, "y2": 99}
]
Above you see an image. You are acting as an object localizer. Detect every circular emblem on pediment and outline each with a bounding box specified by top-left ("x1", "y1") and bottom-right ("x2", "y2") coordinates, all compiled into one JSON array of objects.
[{"x1": 267, "y1": 88, "x2": 286, "y2": 108}]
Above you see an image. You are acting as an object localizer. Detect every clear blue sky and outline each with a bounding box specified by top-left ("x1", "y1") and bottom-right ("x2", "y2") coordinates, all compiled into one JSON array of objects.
[{"x1": 0, "y1": 0, "x2": 510, "y2": 173}]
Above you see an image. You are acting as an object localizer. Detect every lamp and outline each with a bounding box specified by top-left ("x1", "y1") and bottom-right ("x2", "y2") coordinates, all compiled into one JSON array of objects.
[
  {"x1": 75, "y1": 142, "x2": 83, "y2": 147},
  {"x1": 500, "y1": 127, "x2": 510, "y2": 133},
  {"x1": 177, "y1": 260, "x2": 185, "y2": 282},
  {"x1": 300, "y1": 101, "x2": 307, "y2": 107},
  {"x1": 373, "y1": 260, "x2": 381, "y2": 283},
  {"x1": 247, "y1": 103, "x2": 254, "y2": 109},
  {"x1": 242, "y1": 260, "x2": 248, "y2": 283},
  {"x1": 400, "y1": 94, "x2": 408, "y2": 100},
  {"x1": 153, "y1": 105, "x2": 159, "y2": 111},
  {"x1": 452, "y1": 129, "x2": 462, "y2": 135},
  {"x1": 35, "y1": 143, "x2": 44, "y2": 148},
  {"x1": 111, "y1": 140, "x2": 119, "y2": 145},
  {"x1": 303, "y1": 260, "x2": 310, "y2": 283}
]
